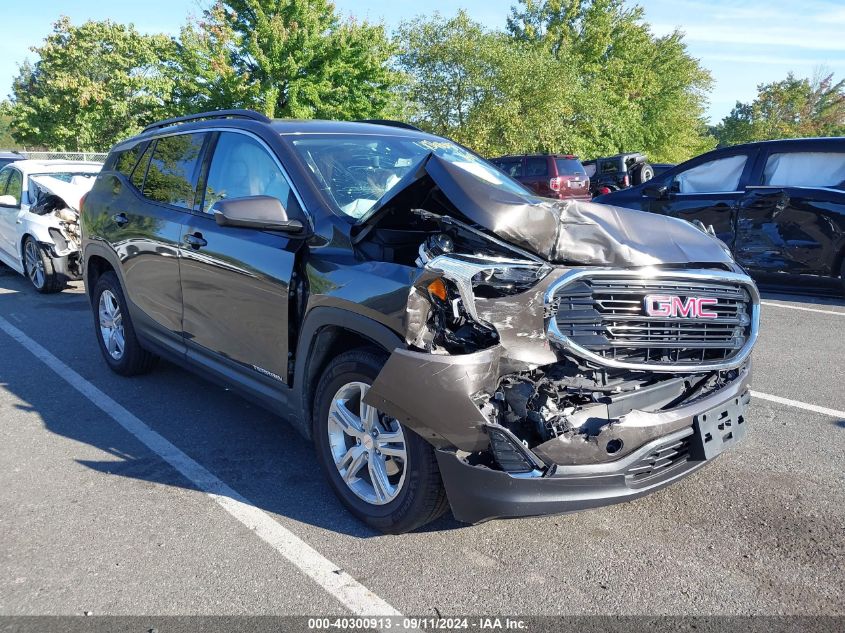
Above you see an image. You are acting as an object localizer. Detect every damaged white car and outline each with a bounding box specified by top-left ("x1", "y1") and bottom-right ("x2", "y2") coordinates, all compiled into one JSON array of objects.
[{"x1": 0, "y1": 160, "x2": 101, "y2": 292}]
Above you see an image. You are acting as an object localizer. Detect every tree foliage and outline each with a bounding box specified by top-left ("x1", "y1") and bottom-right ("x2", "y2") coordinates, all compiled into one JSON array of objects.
[
  {"x1": 6, "y1": 17, "x2": 175, "y2": 151},
  {"x1": 399, "y1": 1, "x2": 715, "y2": 162},
  {"x1": 193, "y1": 0, "x2": 400, "y2": 119},
  {"x1": 714, "y1": 72, "x2": 845, "y2": 146}
]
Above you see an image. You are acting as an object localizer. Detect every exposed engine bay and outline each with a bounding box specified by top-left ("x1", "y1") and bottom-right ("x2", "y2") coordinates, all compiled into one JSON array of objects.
[
  {"x1": 29, "y1": 175, "x2": 89, "y2": 276},
  {"x1": 357, "y1": 165, "x2": 757, "y2": 474}
]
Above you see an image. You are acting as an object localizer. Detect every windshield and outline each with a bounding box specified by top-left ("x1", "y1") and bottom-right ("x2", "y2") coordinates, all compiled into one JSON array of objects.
[{"x1": 289, "y1": 134, "x2": 531, "y2": 221}]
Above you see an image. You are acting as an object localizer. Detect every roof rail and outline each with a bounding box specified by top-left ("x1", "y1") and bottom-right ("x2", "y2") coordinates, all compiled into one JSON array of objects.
[
  {"x1": 142, "y1": 109, "x2": 272, "y2": 133},
  {"x1": 356, "y1": 119, "x2": 422, "y2": 132}
]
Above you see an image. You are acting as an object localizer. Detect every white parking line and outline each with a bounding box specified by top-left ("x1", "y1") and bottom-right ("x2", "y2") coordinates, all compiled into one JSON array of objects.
[
  {"x1": 761, "y1": 301, "x2": 845, "y2": 316},
  {"x1": 751, "y1": 390, "x2": 845, "y2": 420},
  {"x1": 0, "y1": 316, "x2": 401, "y2": 617}
]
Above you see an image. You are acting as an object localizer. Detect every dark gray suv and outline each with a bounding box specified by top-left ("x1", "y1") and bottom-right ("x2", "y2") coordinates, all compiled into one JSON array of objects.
[{"x1": 82, "y1": 110, "x2": 760, "y2": 533}]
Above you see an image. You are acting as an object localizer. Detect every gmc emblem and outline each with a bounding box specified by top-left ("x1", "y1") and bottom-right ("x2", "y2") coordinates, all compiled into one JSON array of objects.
[{"x1": 644, "y1": 294, "x2": 719, "y2": 319}]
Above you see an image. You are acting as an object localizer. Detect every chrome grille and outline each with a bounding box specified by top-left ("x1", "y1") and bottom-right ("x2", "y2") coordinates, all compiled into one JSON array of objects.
[{"x1": 546, "y1": 270, "x2": 759, "y2": 371}]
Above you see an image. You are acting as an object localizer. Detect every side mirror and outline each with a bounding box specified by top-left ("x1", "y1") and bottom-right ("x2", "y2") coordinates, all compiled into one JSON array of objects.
[
  {"x1": 212, "y1": 195, "x2": 304, "y2": 233},
  {"x1": 643, "y1": 184, "x2": 669, "y2": 199},
  {"x1": 0, "y1": 194, "x2": 17, "y2": 206}
]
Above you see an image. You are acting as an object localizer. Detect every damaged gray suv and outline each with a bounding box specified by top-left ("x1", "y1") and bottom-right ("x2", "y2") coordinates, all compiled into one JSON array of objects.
[{"x1": 82, "y1": 110, "x2": 759, "y2": 533}]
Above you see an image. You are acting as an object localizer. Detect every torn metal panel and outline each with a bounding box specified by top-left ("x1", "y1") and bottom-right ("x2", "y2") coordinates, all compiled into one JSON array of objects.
[
  {"x1": 364, "y1": 345, "x2": 502, "y2": 452},
  {"x1": 531, "y1": 366, "x2": 751, "y2": 466}
]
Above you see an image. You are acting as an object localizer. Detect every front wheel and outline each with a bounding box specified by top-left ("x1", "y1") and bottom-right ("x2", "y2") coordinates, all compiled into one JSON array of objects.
[
  {"x1": 23, "y1": 237, "x2": 63, "y2": 294},
  {"x1": 313, "y1": 349, "x2": 448, "y2": 533}
]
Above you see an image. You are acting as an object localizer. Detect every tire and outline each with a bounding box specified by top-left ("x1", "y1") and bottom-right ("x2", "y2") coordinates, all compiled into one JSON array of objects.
[
  {"x1": 313, "y1": 349, "x2": 449, "y2": 534},
  {"x1": 840, "y1": 258, "x2": 845, "y2": 297},
  {"x1": 632, "y1": 162, "x2": 655, "y2": 185},
  {"x1": 91, "y1": 271, "x2": 158, "y2": 376},
  {"x1": 23, "y1": 237, "x2": 63, "y2": 294}
]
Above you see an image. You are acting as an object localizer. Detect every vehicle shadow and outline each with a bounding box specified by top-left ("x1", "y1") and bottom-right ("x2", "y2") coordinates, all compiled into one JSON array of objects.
[
  {"x1": 0, "y1": 275, "x2": 464, "y2": 538},
  {"x1": 759, "y1": 289, "x2": 845, "y2": 307}
]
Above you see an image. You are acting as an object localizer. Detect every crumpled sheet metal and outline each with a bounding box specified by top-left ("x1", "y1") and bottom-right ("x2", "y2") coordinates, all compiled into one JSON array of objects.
[
  {"x1": 424, "y1": 156, "x2": 734, "y2": 267},
  {"x1": 532, "y1": 365, "x2": 751, "y2": 467}
]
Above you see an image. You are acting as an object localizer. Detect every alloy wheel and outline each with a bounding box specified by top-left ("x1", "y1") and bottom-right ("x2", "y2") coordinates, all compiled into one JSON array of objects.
[
  {"x1": 327, "y1": 381, "x2": 407, "y2": 505},
  {"x1": 24, "y1": 240, "x2": 45, "y2": 289},
  {"x1": 98, "y1": 289, "x2": 126, "y2": 360}
]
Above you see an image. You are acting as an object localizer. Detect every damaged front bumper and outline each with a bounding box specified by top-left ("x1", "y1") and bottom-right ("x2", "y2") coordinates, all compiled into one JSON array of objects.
[{"x1": 365, "y1": 346, "x2": 751, "y2": 524}]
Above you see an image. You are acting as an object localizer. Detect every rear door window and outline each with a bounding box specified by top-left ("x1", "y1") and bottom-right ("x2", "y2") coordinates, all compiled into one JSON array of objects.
[
  {"x1": 673, "y1": 154, "x2": 748, "y2": 194},
  {"x1": 143, "y1": 133, "x2": 207, "y2": 209},
  {"x1": 524, "y1": 157, "x2": 548, "y2": 177},
  {"x1": 763, "y1": 151, "x2": 845, "y2": 189},
  {"x1": 555, "y1": 158, "x2": 586, "y2": 176}
]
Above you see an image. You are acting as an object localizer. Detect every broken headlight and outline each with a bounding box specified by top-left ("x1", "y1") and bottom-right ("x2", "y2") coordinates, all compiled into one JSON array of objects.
[{"x1": 472, "y1": 264, "x2": 550, "y2": 298}]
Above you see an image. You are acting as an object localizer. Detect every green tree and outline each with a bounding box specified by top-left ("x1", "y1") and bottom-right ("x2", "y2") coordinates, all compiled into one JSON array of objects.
[
  {"x1": 200, "y1": 0, "x2": 400, "y2": 119},
  {"x1": 170, "y1": 4, "x2": 256, "y2": 114},
  {"x1": 715, "y1": 72, "x2": 845, "y2": 146},
  {"x1": 508, "y1": 0, "x2": 715, "y2": 162},
  {"x1": 0, "y1": 104, "x2": 22, "y2": 150},
  {"x1": 6, "y1": 17, "x2": 176, "y2": 151}
]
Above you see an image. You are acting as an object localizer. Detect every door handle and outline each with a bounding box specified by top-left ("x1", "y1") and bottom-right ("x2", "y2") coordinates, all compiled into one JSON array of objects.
[
  {"x1": 112, "y1": 213, "x2": 129, "y2": 227},
  {"x1": 184, "y1": 232, "x2": 207, "y2": 249}
]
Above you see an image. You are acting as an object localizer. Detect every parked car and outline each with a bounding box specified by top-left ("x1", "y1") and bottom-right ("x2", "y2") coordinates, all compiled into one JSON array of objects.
[
  {"x1": 491, "y1": 154, "x2": 591, "y2": 200},
  {"x1": 594, "y1": 137, "x2": 845, "y2": 293},
  {"x1": 82, "y1": 110, "x2": 759, "y2": 533},
  {"x1": 585, "y1": 153, "x2": 655, "y2": 196},
  {"x1": 0, "y1": 159, "x2": 101, "y2": 292},
  {"x1": 0, "y1": 151, "x2": 24, "y2": 169}
]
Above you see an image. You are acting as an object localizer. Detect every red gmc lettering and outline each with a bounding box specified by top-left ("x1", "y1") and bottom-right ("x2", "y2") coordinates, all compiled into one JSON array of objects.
[{"x1": 644, "y1": 295, "x2": 719, "y2": 319}]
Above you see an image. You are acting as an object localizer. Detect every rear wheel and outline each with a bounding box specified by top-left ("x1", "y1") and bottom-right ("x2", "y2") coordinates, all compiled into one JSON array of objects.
[
  {"x1": 313, "y1": 349, "x2": 448, "y2": 533},
  {"x1": 23, "y1": 237, "x2": 63, "y2": 294},
  {"x1": 92, "y1": 271, "x2": 158, "y2": 376}
]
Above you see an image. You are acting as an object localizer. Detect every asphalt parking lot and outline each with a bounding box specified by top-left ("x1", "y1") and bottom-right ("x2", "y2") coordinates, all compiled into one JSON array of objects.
[{"x1": 0, "y1": 265, "x2": 842, "y2": 618}]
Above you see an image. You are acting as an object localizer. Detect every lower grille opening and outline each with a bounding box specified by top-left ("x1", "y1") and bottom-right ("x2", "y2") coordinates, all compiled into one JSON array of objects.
[{"x1": 625, "y1": 435, "x2": 693, "y2": 486}]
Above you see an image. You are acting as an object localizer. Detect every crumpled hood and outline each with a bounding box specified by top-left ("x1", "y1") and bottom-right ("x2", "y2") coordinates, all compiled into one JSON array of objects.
[
  {"x1": 423, "y1": 155, "x2": 733, "y2": 266},
  {"x1": 29, "y1": 175, "x2": 95, "y2": 212}
]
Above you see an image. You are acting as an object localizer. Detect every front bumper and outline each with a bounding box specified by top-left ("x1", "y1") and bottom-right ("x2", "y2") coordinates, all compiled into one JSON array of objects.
[
  {"x1": 366, "y1": 345, "x2": 751, "y2": 524},
  {"x1": 438, "y1": 385, "x2": 750, "y2": 524}
]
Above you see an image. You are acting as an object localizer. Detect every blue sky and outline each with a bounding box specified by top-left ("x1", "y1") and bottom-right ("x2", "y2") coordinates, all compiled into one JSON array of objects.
[{"x1": 1, "y1": 0, "x2": 843, "y2": 123}]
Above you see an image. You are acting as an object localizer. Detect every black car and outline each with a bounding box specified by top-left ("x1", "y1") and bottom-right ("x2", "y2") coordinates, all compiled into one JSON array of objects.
[
  {"x1": 595, "y1": 138, "x2": 845, "y2": 293},
  {"x1": 82, "y1": 110, "x2": 760, "y2": 533},
  {"x1": 0, "y1": 151, "x2": 24, "y2": 169}
]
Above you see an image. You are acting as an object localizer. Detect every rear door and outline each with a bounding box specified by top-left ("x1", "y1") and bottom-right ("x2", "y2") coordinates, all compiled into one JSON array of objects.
[
  {"x1": 94, "y1": 133, "x2": 205, "y2": 349},
  {"x1": 649, "y1": 150, "x2": 758, "y2": 246},
  {"x1": 735, "y1": 147, "x2": 845, "y2": 278},
  {"x1": 178, "y1": 130, "x2": 306, "y2": 386}
]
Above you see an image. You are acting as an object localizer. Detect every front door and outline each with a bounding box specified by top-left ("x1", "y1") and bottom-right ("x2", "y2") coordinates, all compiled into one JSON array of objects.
[
  {"x1": 649, "y1": 152, "x2": 755, "y2": 247},
  {"x1": 179, "y1": 131, "x2": 304, "y2": 384},
  {"x1": 0, "y1": 167, "x2": 23, "y2": 262}
]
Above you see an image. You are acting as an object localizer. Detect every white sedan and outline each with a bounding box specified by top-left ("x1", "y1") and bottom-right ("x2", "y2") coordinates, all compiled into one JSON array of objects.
[{"x1": 0, "y1": 160, "x2": 101, "y2": 293}]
